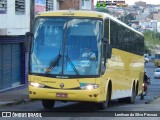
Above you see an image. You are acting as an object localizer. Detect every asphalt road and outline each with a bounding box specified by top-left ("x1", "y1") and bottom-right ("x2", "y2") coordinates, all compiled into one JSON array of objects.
[{"x1": 0, "y1": 62, "x2": 160, "y2": 119}]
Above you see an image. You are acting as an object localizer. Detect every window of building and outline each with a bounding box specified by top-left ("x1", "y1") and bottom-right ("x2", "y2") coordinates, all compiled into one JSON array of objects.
[
  {"x1": 46, "y1": 0, "x2": 53, "y2": 11},
  {"x1": 0, "y1": 0, "x2": 7, "y2": 14},
  {"x1": 15, "y1": 0, "x2": 25, "y2": 14}
]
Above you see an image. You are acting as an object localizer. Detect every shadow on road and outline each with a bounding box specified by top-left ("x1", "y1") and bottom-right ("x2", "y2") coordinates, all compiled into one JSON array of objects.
[{"x1": 39, "y1": 100, "x2": 131, "y2": 112}]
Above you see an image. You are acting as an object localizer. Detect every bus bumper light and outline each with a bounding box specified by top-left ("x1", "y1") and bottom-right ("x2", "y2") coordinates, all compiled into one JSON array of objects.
[
  {"x1": 29, "y1": 82, "x2": 45, "y2": 88},
  {"x1": 80, "y1": 84, "x2": 99, "y2": 90}
]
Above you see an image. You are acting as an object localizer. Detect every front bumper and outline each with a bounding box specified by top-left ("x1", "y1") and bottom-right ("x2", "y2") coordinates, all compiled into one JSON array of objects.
[{"x1": 29, "y1": 85, "x2": 101, "y2": 102}]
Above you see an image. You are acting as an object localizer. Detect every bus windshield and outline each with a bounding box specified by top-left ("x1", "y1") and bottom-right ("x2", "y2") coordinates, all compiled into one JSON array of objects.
[{"x1": 30, "y1": 18, "x2": 102, "y2": 77}]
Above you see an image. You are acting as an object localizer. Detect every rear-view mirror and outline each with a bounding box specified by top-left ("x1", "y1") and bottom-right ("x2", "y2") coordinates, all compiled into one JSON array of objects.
[
  {"x1": 25, "y1": 32, "x2": 33, "y2": 39},
  {"x1": 24, "y1": 32, "x2": 33, "y2": 52}
]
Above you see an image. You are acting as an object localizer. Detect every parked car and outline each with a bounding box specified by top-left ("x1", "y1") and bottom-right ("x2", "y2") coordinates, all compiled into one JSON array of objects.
[
  {"x1": 154, "y1": 68, "x2": 160, "y2": 79},
  {"x1": 149, "y1": 56, "x2": 155, "y2": 62},
  {"x1": 144, "y1": 55, "x2": 149, "y2": 63}
]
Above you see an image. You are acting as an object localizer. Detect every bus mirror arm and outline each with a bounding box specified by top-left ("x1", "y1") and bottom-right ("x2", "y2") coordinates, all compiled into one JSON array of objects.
[
  {"x1": 25, "y1": 32, "x2": 33, "y2": 38},
  {"x1": 24, "y1": 32, "x2": 33, "y2": 52},
  {"x1": 107, "y1": 44, "x2": 112, "y2": 59},
  {"x1": 105, "y1": 44, "x2": 112, "y2": 59},
  {"x1": 101, "y1": 66, "x2": 106, "y2": 75},
  {"x1": 102, "y1": 37, "x2": 112, "y2": 58},
  {"x1": 102, "y1": 37, "x2": 108, "y2": 45}
]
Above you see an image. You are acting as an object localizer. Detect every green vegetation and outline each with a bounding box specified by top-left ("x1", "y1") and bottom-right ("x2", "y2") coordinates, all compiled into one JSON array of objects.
[
  {"x1": 143, "y1": 30, "x2": 160, "y2": 54},
  {"x1": 118, "y1": 13, "x2": 135, "y2": 26}
]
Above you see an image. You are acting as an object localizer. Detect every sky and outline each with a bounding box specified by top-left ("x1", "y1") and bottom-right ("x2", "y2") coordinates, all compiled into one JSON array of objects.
[{"x1": 94, "y1": 0, "x2": 160, "y2": 5}]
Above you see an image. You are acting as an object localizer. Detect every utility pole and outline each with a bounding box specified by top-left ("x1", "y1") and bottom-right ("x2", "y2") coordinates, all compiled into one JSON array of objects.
[{"x1": 30, "y1": 0, "x2": 35, "y2": 33}]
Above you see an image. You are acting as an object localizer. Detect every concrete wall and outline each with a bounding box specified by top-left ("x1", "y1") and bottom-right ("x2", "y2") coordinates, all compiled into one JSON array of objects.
[
  {"x1": 53, "y1": 0, "x2": 59, "y2": 10},
  {"x1": 0, "y1": 0, "x2": 30, "y2": 36},
  {"x1": 151, "y1": 20, "x2": 157, "y2": 32},
  {"x1": 59, "y1": 0, "x2": 79, "y2": 10}
]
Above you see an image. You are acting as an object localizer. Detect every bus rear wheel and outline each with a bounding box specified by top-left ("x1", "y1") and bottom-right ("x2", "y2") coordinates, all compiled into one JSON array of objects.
[
  {"x1": 126, "y1": 87, "x2": 136, "y2": 104},
  {"x1": 42, "y1": 100, "x2": 55, "y2": 109}
]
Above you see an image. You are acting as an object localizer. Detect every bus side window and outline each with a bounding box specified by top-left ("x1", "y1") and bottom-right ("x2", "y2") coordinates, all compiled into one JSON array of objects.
[{"x1": 103, "y1": 19, "x2": 109, "y2": 66}]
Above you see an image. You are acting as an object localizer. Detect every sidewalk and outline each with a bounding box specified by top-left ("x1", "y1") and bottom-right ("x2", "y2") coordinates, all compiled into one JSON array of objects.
[
  {"x1": 149, "y1": 97, "x2": 160, "y2": 104},
  {"x1": 0, "y1": 85, "x2": 29, "y2": 107}
]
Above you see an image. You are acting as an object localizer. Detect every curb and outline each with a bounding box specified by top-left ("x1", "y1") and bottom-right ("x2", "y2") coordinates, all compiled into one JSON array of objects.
[
  {"x1": 0, "y1": 85, "x2": 27, "y2": 93},
  {"x1": 145, "y1": 96, "x2": 160, "y2": 104}
]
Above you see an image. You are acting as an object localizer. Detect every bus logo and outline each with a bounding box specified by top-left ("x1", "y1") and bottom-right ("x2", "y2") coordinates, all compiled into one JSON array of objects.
[{"x1": 60, "y1": 83, "x2": 64, "y2": 89}]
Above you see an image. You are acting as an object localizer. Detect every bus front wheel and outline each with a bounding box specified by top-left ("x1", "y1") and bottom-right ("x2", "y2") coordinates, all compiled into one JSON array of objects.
[
  {"x1": 97, "y1": 89, "x2": 110, "y2": 110},
  {"x1": 42, "y1": 100, "x2": 55, "y2": 109}
]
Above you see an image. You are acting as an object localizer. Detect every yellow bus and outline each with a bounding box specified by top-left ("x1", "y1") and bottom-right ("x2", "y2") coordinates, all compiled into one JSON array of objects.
[
  {"x1": 154, "y1": 53, "x2": 160, "y2": 67},
  {"x1": 27, "y1": 10, "x2": 144, "y2": 110}
]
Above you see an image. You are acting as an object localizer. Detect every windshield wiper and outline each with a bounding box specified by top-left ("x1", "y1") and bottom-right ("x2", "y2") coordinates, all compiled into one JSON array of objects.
[
  {"x1": 45, "y1": 49, "x2": 61, "y2": 74},
  {"x1": 65, "y1": 56, "x2": 80, "y2": 75},
  {"x1": 45, "y1": 54, "x2": 61, "y2": 74}
]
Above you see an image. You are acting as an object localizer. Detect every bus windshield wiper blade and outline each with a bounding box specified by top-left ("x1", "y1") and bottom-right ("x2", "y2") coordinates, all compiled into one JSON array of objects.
[
  {"x1": 45, "y1": 54, "x2": 61, "y2": 74},
  {"x1": 65, "y1": 56, "x2": 80, "y2": 75}
]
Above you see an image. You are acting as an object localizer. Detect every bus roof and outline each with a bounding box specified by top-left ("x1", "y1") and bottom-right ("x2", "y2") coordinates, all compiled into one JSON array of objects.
[{"x1": 37, "y1": 10, "x2": 143, "y2": 36}]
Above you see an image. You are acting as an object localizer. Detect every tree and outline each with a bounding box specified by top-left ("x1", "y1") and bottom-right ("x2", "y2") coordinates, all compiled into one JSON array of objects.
[
  {"x1": 143, "y1": 30, "x2": 160, "y2": 53},
  {"x1": 118, "y1": 13, "x2": 135, "y2": 26}
]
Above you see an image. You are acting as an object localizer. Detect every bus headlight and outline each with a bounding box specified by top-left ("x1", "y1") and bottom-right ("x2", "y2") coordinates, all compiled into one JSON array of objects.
[
  {"x1": 29, "y1": 82, "x2": 45, "y2": 88},
  {"x1": 80, "y1": 84, "x2": 99, "y2": 90}
]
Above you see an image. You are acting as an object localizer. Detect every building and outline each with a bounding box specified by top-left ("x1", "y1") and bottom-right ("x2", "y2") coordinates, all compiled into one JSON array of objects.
[
  {"x1": 47, "y1": 0, "x2": 59, "y2": 11},
  {"x1": 135, "y1": 1, "x2": 146, "y2": 7},
  {"x1": 0, "y1": 0, "x2": 30, "y2": 91},
  {"x1": 47, "y1": 0, "x2": 94, "y2": 11},
  {"x1": 0, "y1": 0, "x2": 94, "y2": 91},
  {"x1": 154, "y1": 5, "x2": 160, "y2": 12},
  {"x1": 157, "y1": 22, "x2": 160, "y2": 32},
  {"x1": 80, "y1": 0, "x2": 94, "y2": 10},
  {"x1": 153, "y1": 13, "x2": 160, "y2": 21},
  {"x1": 0, "y1": 0, "x2": 30, "y2": 36},
  {"x1": 139, "y1": 20, "x2": 153, "y2": 31},
  {"x1": 136, "y1": 13, "x2": 149, "y2": 21},
  {"x1": 151, "y1": 20, "x2": 158, "y2": 32},
  {"x1": 153, "y1": 13, "x2": 160, "y2": 32},
  {"x1": 59, "y1": 0, "x2": 79, "y2": 10},
  {"x1": 58, "y1": 0, "x2": 94, "y2": 10}
]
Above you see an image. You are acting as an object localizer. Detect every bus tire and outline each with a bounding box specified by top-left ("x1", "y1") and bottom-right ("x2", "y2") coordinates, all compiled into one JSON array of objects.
[
  {"x1": 97, "y1": 89, "x2": 110, "y2": 110},
  {"x1": 42, "y1": 100, "x2": 55, "y2": 109},
  {"x1": 118, "y1": 98, "x2": 125, "y2": 103},
  {"x1": 126, "y1": 87, "x2": 136, "y2": 104}
]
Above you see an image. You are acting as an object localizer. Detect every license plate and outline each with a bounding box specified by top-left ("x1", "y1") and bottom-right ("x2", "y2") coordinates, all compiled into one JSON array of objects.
[{"x1": 56, "y1": 93, "x2": 68, "y2": 98}]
